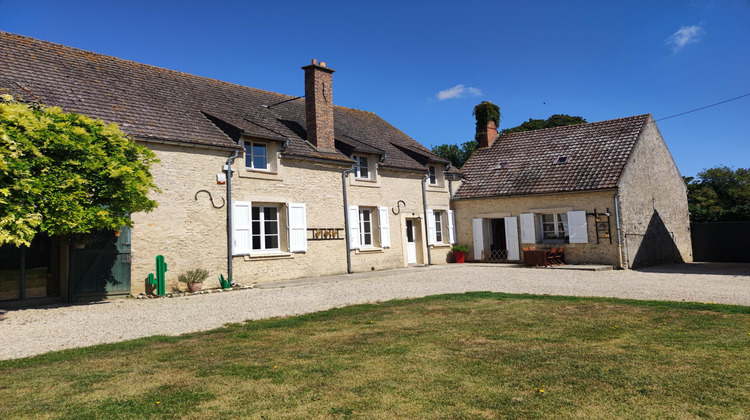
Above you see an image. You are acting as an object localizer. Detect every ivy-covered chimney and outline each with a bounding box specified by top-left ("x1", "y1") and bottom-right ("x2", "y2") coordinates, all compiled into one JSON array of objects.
[
  {"x1": 474, "y1": 101, "x2": 500, "y2": 148},
  {"x1": 302, "y1": 59, "x2": 336, "y2": 151}
]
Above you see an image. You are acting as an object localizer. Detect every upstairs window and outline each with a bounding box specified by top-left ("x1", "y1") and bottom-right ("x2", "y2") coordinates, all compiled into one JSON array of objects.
[
  {"x1": 245, "y1": 141, "x2": 269, "y2": 171},
  {"x1": 354, "y1": 155, "x2": 370, "y2": 180},
  {"x1": 428, "y1": 165, "x2": 437, "y2": 185},
  {"x1": 554, "y1": 156, "x2": 568, "y2": 164}
]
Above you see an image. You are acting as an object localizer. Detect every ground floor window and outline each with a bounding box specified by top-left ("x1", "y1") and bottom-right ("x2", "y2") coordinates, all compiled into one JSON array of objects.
[
  {"x1": 434, "y1": 210, "x2": 444, "y2": 243},
  {"x1": 252, "y1": 205, "x2": 280, "y2": 251},
  {"x1": 359, "y1": 208, "x2": 373, "y2": 246},
  {"x1": 541, "y1": 213, "x2": 569, "y2": 240}
]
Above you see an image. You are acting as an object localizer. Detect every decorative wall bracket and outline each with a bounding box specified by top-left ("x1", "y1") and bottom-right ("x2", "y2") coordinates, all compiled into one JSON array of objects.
[
  {"x1": 392, "y1": 200, "x2": 406, "y2": 215},
  {"x1": 307, "y1": 228, "x2": 345, "y2": 240},
  {"x1": 194, "y1": 190, "x2": 225, "y2": 209}
]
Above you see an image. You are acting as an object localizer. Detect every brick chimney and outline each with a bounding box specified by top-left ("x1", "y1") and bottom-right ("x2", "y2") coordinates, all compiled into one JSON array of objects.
[
  {"x1": 302, "y1": 59, "x2": 336, "y2": 150},
  {"x1": 478, "y1": 120, "x2": 498, "y2": 148}
]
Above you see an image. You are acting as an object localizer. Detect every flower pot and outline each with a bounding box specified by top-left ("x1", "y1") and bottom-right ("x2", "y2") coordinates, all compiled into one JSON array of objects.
[
  {"x1": 454, "y1": 251, "x2": 466, "y2": 264},
  {"x1": 187, "y1": 282, "x2": 203, "y2": 292}
]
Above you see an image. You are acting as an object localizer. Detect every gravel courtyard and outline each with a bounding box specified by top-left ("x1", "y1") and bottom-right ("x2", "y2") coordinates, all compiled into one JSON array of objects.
[{"x1": 1, "y1": 262, "x2": 748, "y2": 361}]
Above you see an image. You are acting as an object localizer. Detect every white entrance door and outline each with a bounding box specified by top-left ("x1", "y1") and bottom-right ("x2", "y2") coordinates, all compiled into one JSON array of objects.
[{"x1": 405, "y1": 219, "x2": 417, "y2": 264}]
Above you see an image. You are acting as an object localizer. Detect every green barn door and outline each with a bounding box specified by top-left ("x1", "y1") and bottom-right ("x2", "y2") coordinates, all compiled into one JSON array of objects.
[{"x1": 69, "y1": 227, "x2": 131, "y2": 301}]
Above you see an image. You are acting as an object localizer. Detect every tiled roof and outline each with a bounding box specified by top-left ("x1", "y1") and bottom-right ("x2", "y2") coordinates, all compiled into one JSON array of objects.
[
  {"x1": 0, "y1": 31, "x2": 447, "y2": 170},
  {"x1": 454, "y1": 114, "x2": 650, "y2": 199}
]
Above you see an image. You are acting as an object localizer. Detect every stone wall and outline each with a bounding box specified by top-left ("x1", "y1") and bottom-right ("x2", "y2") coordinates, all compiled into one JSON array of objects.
[
  {"x1": 617, "y1": 116, "x2": 693, "y2": 267},
  {"x1": 130, "y1": 143, "x2": 231, "y2": 295},
  {"x1": 127, "y1": 141, "x2": 453, "y2": 294},
  {"x1": 452, "y1": 190, "x2": 621, "y2": 266}
]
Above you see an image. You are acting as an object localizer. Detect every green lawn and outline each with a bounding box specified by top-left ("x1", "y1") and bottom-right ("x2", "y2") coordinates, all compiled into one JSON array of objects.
[{"x1": 1, "y1": 292, "x2": 749, "y2": 419}]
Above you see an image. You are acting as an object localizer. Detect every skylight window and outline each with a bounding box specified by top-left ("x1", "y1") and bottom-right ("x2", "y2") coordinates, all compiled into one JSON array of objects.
[
  {"x1": 494, "y1": 162, "x2": 509, "y2": 169},
  {"x1": 554, "y1": 156, "x2": 569, "y2": 164}
]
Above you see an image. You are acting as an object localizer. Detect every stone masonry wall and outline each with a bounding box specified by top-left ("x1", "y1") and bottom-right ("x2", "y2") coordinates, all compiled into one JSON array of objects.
[
  {"x1": 229, "y1": 155, "x2": 453, "y2": 284},
  {"x1": 130, "y1": 143, "x2": 230, "y2": 295},
  {"x1": 452, "y1": 190, "x2": 621, "y2": 266},
  {"x1": 128, "y1": 142, "x2": 453, "y2": 293},
  {"x1": 617, "y1": 116, "x2": 693, "y2": 267}
]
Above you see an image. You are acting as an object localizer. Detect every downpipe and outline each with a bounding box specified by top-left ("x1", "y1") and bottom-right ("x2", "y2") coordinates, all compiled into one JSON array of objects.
[
  {"x1": 342, "y1": 165, "x2": 355, "y2": 274},
  {"x1": 614, "y1": 190, "x2": 624, "y2": 269},
  {"x1": 422, "y1": 174, "x2": 432, "y2": 266},
  {"x1": 225, "y1": 150, "x2": 239, "y2": 281}
]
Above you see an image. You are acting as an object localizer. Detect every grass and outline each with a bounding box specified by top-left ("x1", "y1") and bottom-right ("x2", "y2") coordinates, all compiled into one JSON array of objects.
[{"x1": 1, "y1": 292, "x2": 749, "y2": 419}]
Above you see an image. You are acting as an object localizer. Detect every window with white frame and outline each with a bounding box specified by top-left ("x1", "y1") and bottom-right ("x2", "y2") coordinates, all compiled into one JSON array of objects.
[
  {"x1": 233, "y1": 201, "x2": 307, "y2": 255},
  {"x1": 434, "y1": 210, "x2": 443, "y2": 243},
  {"x1": 252, "y1": 205, "x2": 280, "y2": 250},
  {"x1": 358, "y1": 208, "x2": 374, "y2": 246},
  {"x1": 347, "y1": 205, "x2": 391, "y2": 249},
  {"x1": 428, "y1": 165, "x2": 437, "y2": 185},
  {"x1": 245, "y1": 141, "x2": 269, "y2": 171},
  {"x1": 354, "y1": 155, "x2": 370, "y2": 180},
  {"x1": 520, "y1": 211, "x2": 588, "y2": 244},
  {"x1": 427, "y1": 209, "x2": 456, "y2": 245},
  {"x1": 541, "y1": 213, "x2": 568, "y2": 240}
]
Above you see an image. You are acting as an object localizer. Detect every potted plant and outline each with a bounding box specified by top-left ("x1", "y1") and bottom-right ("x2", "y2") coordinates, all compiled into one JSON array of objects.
[
  {"x1": 178, "y1": 268, "x2": 209, "y2": 292},
  {"x1": 451, "y1": 245, "x2": 469, "y2": 263}
]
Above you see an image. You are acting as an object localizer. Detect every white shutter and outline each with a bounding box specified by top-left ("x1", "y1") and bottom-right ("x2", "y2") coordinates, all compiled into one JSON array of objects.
[
  {"x1": 472, "y1": 218, "x2": 484, "y2": 260},
  {"x1": 378, "y1": 206, "x2": 391, "y2": 248},
  {"x1": 504, "y1": 216, "x2": 520, "y2": 260},
  {"x1": 567, "y1": 210, "x2": 588, "y2": 243},
  {"x1": 447, "y1": 210, "x2": 456, "y2": 244},
  {"x1": 520, "y1": 213, "x2": 536, "y2": 244},
  {"x1": 288, "y1": 203, "x2": 307, "y2": 253},
  {"x1": 233, "y1": 201, "x2": 252, "y2": 255},
  {"x1": 348, "y1": 205, "x2": 360, "y2": 249},
  {"x1": 426, "y1": 209, "x2": 436, "y2": 245}
]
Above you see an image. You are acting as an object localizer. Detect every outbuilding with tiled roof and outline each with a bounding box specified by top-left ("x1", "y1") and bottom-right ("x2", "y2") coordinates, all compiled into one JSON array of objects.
[{"x1": 452, "y1": 113, "x2": 692, "y2": 269}]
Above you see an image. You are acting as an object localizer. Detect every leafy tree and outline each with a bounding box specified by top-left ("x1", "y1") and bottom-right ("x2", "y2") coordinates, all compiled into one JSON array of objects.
[
  {"x1": 501, "y1": 114, "x2": 587, "y2": 134},
  {"x1": 0, "y1": 95, "x2": 159, "y2": 246},
  {"x1": 431, "y1": 141, "x2": 477, "y2": 169},
  {"x1": 684, "y1": 166, "x2": 750, "y2": 222}
]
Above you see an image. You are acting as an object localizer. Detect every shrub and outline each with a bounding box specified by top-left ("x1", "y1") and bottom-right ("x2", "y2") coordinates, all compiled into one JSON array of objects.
[
  {"x1": 452, "y1": 245, "x2": 469, "y2": 253},
  {"x1": 177, "y1": 268, "x2": 209, "y2": 285}
]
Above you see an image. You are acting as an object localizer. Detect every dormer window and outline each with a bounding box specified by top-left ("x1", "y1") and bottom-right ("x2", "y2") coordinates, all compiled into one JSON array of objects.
[
  {"x1": 354, "y1": 155, "x2": 370, "y2": 179},
  {"x1": 428, "y1": 165, "x2": 437, "y2": 185},
  {"x1": 554, "y1": 156, "x2": 569, "y2": 164},
  {"x1": 245, "y1": 141, "x2": 269, "y2": 171}
]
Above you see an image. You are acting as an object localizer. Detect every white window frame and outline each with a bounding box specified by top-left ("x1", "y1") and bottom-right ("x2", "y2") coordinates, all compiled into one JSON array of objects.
[
  {"x1": 434, "y1": 210, "x2": 444, "y2": 243},
  {"x1": 354, "y1": 155, "x2": 370, "y2": 180},
  {"x1": 428, "y1": 165, "x2": 437, "y2": 185},
  {"x1": 252, "y1": 204, "x2": 281, "y2": 251},
  {"x1": 359, "y1": 208, "x2": 373, "y2": 247},
  {"x1": 245, "y1": 141, "x2": 270, "y2": 171},
  {"x1": 540, "y1": 212, "x2": 569, "y2": 241}
]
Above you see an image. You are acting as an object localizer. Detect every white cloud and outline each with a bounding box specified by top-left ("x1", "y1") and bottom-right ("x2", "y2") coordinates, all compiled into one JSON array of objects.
[
  {"x1": 666, "y1": 25, "x2": 704, "y2": 52},
  {"x1": 436, "y1": 84, "x2": 482, "y2": 100}
]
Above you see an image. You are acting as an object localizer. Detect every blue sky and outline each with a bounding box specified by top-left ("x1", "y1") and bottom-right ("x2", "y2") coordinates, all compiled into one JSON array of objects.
[{"x1": 1, "y1": 0, "x2": 748, "y2": 178}]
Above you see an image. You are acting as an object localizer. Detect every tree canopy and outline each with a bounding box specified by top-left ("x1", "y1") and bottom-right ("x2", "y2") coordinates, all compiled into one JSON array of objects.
[
  {"x1": 684, "y1": 166, "x2": 750, "y2": 223},
  {"x1": 501, "y1": 114, "x2": 587, "y2": 134},
  {"x1": 0, "y1": 95, "x2": 159, "y2": 246},
  {"x1": 431, "y1": 112, "x2": 587, "y2": 169}
]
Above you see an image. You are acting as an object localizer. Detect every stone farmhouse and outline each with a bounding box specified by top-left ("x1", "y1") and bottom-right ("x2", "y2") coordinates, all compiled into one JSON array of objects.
[
  {"x1": 0, "y1": 31, "x2": 458, "y2": 303},
  {"x1": 453, "y1": 114, "x2": 693, "y2": 268}
]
